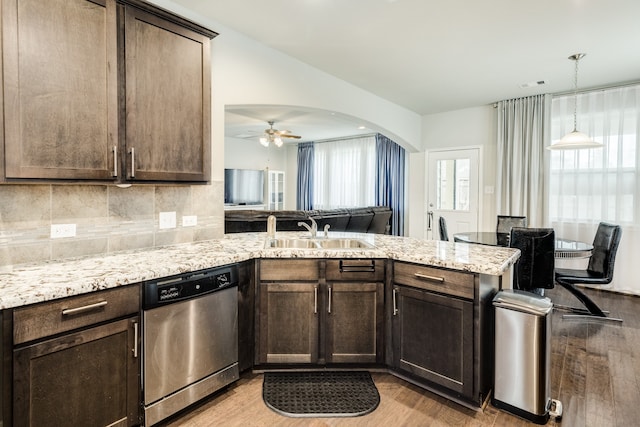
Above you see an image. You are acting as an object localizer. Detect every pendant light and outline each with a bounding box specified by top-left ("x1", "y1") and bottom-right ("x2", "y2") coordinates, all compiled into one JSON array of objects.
[{"x1": 547, "y1": 53, "x2": 602, "y2": 150}]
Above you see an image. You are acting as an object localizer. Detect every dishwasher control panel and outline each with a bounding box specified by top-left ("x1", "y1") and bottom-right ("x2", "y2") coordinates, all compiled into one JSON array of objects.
[{"x1": 143, "y1": 264, "x2": 238, "y2": 309}]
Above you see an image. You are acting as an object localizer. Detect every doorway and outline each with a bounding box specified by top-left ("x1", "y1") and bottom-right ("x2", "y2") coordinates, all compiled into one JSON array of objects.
[{"x1": 426, "y1": 148, "x2": 480, "y2": 240}]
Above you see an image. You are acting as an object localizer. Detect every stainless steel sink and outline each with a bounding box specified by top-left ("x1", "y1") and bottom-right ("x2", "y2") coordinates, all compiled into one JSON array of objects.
[
  {"x1": 315, "y1": 238, "x2": 374, "y2": 249},
  {"x1": 265, "y1": 238, "x2": 319, "y2": 249},
  {"x1": 265, "y1": 238, "x2": 374, "y2": 249}
]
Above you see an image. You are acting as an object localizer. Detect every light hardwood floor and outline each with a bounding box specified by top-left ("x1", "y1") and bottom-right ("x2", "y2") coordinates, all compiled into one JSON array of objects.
[{"x1": 165, "y1": 287, "x2": 640, "y2": 427}]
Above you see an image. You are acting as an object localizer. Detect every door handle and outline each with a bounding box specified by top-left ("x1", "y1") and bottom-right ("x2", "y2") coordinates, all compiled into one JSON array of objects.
[
  {"x1": 112, "y1": 146, "x2": 118, "y2": 177},
  {"x1": 129, "y1": 147, "x2": 135, "y2": 178},
  {"x1": 132, "y1": 321, "x2": 139, "y2": 358},
  {"x1": 314, "y1": 285, "x2": 318, "y2": 314},
  {"x1": 392, "y1": 287, "x2": 398, "y2": 316},
  {"x1": 327, "y1": 286, "x2": 332, "y2": 314},
  {"x1": 427, "y1": 210, "x2": 434, "y2": 231}
]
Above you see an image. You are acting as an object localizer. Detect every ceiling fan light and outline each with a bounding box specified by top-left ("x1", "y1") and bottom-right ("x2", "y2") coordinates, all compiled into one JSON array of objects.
[
  {"x1": 547, "y1": 130, "x2": 602, "y2": 150},
  {"x1": 259, "y1": 137, "x2": 269, "y2": 147},
  {"x1": 274, "y1": 137, "x2": 283, "y2": 147}
]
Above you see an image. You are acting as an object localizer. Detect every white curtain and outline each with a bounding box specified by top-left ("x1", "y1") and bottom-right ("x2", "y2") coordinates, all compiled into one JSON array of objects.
[
  {"x1": 496, "y1": 94, "x2": 551, "y2": 227},
  {"x1": 312, "y1": 136, "x2": 376, "y2": 209},
  {"x1": 549, "y1": 84, "x2": 640, "y2": 295}
]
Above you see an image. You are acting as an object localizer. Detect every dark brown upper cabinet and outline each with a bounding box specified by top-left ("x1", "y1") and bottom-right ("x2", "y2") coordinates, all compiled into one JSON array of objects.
[
  {"x1": 122, "y1": 3, "x2": 213, "y2": 182},
  {"x1": 0, "y1": 0, "x2": 216, "y2": 183}
]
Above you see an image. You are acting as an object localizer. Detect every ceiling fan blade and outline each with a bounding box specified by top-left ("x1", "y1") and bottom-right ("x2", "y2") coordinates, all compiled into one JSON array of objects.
[{"x1": 280, "y1": 134, "x2": 301, "y2": 139}]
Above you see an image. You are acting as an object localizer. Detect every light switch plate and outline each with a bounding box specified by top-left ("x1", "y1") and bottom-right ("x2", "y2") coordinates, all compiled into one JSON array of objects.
[
  {"x1": 51, "y1": 223, "x2": 76, "y2": 238},
  {"x1": 182, "y1": 215, "x2": 197, "y2": 227},
  {"x1": 159, "y1": 211, "x2": 177, "y2": 229}
]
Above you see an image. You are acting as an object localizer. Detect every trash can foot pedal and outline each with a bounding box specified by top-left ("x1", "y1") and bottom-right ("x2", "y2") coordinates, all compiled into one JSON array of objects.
[{"x1": 549, "y1": 399, "x2": 563, "y2": 420}]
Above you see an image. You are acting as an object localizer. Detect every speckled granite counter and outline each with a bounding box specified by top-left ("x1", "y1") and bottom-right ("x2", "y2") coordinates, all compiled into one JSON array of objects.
[{"x1": 0, "y1": 232, "x2": 520, "y2": 309}]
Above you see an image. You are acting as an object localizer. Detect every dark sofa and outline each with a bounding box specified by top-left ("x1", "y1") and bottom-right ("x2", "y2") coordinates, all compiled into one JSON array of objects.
[{"x1": 224, "y1": 206, "x2": 392, "y2": 234}]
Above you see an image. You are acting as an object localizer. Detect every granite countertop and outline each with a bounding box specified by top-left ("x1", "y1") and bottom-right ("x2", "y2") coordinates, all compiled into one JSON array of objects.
[{"x1": 0, "y1": 232, "x2": 520, "y2": 310}]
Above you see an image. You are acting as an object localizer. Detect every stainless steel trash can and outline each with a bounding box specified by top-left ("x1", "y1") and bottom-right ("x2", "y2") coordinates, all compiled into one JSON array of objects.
[{"x1": 492, "y1": 290, "x2": 561, "y2": 424}]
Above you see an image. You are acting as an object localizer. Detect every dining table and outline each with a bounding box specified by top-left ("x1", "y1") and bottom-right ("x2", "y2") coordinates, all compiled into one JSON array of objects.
[{"x1": 453, "y1": 231, "x2": 593, "y2": 259}]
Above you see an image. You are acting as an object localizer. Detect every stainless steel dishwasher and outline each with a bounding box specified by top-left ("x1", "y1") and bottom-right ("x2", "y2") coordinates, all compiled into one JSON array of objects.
[{"x1": 142, "y1": 264, "x2": 239, "y2": 426}]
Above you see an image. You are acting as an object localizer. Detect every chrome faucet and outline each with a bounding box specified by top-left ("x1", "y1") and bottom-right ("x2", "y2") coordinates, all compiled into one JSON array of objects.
[
  {"x1": 298, "y1": 217, "x2": 318, "y2": 238},
  {"x1": 323, "y1": 224, "x2": 330, "y2": 238}
]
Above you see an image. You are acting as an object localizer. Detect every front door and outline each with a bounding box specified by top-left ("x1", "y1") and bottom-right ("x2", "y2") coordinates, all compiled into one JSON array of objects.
[{"x1": 426, "y1": 148, "x2": 480, "y2": 240}]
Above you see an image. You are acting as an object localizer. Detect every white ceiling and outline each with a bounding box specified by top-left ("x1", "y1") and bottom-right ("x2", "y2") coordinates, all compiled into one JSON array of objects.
[{"x1": 172, "y1": 0, "x2": 640, "y2": 142}]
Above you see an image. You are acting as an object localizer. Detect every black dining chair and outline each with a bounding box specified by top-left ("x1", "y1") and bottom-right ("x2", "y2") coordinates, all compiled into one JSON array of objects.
[
  {"x1": 497, "y1": 215, "x2": 528, "y2": 234},
  {"x1": 509, "y1": 227, "x2": 555, "y2": 295},
  {"x1": 554, "y1": 222, "x2": 622, "y2": 322},
  {"x1": 439, "y1": 216, "x2": 449, "y2": 241}
]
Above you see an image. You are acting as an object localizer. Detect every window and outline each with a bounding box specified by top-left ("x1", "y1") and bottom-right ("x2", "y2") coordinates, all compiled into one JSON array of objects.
[
  {"x1": 549, "y1": 85, "x2": 639, "y2": 225},
  {"x1": 312, "y1": 136, "x2": 376, "y2": 209}
]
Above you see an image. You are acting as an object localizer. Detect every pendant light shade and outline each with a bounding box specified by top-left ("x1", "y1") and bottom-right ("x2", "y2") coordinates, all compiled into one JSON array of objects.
[{"x1": 547, "y1": 53, "x2": 602, "y2": 150}]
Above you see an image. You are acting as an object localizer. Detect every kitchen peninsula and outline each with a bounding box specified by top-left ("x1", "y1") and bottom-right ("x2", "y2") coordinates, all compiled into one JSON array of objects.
[{"x1": 0, "y1": 232, "x2": 519, "y2": 426}]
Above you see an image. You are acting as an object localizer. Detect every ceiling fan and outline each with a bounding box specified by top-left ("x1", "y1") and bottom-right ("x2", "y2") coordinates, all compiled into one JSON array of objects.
[{"x1": 259, "y1": 121, "x2": 301, "y2": 147}]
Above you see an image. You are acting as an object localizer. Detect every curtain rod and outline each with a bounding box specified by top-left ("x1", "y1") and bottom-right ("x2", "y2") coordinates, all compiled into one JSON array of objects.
[
  {"x1": 552, "y1": 79, "x2": 640, "y2": 97},
  {"x1": 493, "y1": 80, "x2": 640, "y2": 106},
  {"x1": 307, "y1": 132, "x2": 377, "y2": 145}
]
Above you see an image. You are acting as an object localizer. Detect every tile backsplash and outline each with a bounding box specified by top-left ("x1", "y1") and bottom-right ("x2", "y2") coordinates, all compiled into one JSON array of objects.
[{"x1": 0, "y1": 182, "x2": 224, "y2": 269}]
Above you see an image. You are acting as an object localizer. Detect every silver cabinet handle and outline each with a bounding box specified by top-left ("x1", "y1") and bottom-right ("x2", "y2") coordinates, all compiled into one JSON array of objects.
[
  {"x1": 314, "y1": 285, "x2": 318, "y2": 314},
  {"x1": 61, "y1": 300, "x2": 108, "y2": 316},
  {"x1": 112, "y1": 146, "x2": 118, "y2": 177},
  {"x1": 130, "y1": 147, "x2": 135, "y2": 178},
  {"x1": 132, "y1": 321, "x2": 139, "y2": 358},
  {"x1": 393, "y1": 288, "x2": 398, "y2": 316},
  {"x1": 339, "y1": 260, "x2": 375, "y2": 273},
  {"x1": 328, "y1": 286, "x2": 332, "y2": 314},
  {"x1": 414, "y1": 273, "x2": 445, "y2": 283}
]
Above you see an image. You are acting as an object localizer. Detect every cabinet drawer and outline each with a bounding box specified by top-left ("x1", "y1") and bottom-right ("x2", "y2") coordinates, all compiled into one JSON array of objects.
[
  {"x1": 14, "y1": 285, "x2": 140, "y2": 344},
  {"x1": 325, "y1": 259, "x2": 385, "y2": 282},
  {"x1": 260, "y1": 259, "x2": 320, "y2": 281},
  {"x1": 393, "y1": 262, "x2": 475, "y2": 299}
]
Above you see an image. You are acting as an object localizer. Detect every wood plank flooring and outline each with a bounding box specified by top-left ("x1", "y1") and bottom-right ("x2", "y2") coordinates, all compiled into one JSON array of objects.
[{"x1": 165, "y1": 287, "x2": 640, "y2": 427}]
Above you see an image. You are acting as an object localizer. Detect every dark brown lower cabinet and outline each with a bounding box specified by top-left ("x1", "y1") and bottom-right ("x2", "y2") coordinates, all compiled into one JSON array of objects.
[
  {"x1": 392, "y1": 285, "x2": 474, "y2": 398},
  {"x1": 258, "y1": 282, "x2": 319, "y2": 364},
  {"x1": 325, "y1": 282, "x2": 383, "y2": 364},
  {"x1": 13, "y1": 317, "x2": 140, "y2": 427}
]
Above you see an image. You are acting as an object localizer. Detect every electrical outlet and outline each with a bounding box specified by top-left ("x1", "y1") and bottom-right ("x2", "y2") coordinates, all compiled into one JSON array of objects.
[
  {"x1": 51, "y1": 223, "x2": 76, "y2": 238},
  {"x1": 182, "y1": 215, "x2": 197, "y2": 227},
  {"x1": 159, "y1": 211, "x2": 177, "y2": 229}
]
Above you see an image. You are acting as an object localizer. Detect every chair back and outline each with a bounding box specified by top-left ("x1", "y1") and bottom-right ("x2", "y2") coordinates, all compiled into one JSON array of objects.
[
  {"x1": 439, "y1": 216, "x2": 449, "y2": 241},
  {"x1": 510, "y1": 227, "x2": 555, "y2": 291},
  {"x1": 587, "y1": 222, "x2": 622, "y2": 282},
  {"x1": 497, "y1": 215, "x2": 527, "y2": 234}
]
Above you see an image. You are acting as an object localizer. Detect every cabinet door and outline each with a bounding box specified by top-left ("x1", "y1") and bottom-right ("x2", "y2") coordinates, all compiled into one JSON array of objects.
[
  {"x1": 13, "y1": 317, "x2": 140, "y2": 427},
  {"x1": 2, "y1": 0, "x2": 118, "y2": 180},
  {"x1": 326, "y1": 282, "x2": 383, "y2": 364},
  {"x1": 124, "y1": 6, "x2": 211, "y2": 182},
  {"x1": 258, "y1": 282, "x2": 319, "y2": 364},
  {"x1": 392, "y1": 285, "x2": 473, "y2": 398}
]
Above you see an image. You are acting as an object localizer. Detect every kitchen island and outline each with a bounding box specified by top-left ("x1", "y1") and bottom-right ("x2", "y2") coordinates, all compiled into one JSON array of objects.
[
  {"x1": 0, "y1": 232, "x2": 519, "y2": 426},
  {"x1": 0, "y1": 232, "x2": 519, "y2": 309}
]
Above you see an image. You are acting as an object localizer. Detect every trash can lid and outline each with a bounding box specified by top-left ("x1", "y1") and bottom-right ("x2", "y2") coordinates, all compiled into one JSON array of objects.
[{"x1": 492, "y1": 289, "x2": 553, "y2": 315}]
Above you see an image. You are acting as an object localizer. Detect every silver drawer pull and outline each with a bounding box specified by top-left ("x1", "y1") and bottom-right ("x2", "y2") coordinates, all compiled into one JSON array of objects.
[
  {"x1": 339, "y1": 260, "x2": 375, "y2": 273},
  {"x1": 62, "y1": 300, "x2": 108, "y2": 316},
  {"x1": 414, "y1": 273, "x2": 445, "y2": 283}
]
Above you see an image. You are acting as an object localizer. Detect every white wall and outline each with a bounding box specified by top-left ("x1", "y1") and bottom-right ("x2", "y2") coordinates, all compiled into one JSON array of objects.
[
  {"x1": 224, "y1": 137, "x2": 289, "y2": 172},
  {"x1": 149, "y1": 0, "x2": 423, "y2": 175},
  {"x1": 150, "y1": 1, "x2": 504, "y2": 234},
  {"x1": 408, "y1": 105, "x2": 497, "y2": 238}
]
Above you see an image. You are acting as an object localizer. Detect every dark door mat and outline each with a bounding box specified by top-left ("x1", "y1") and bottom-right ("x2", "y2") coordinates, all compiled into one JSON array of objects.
[{"x1": 262, "y1": 371, "x2": 380, "y2": 418}]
